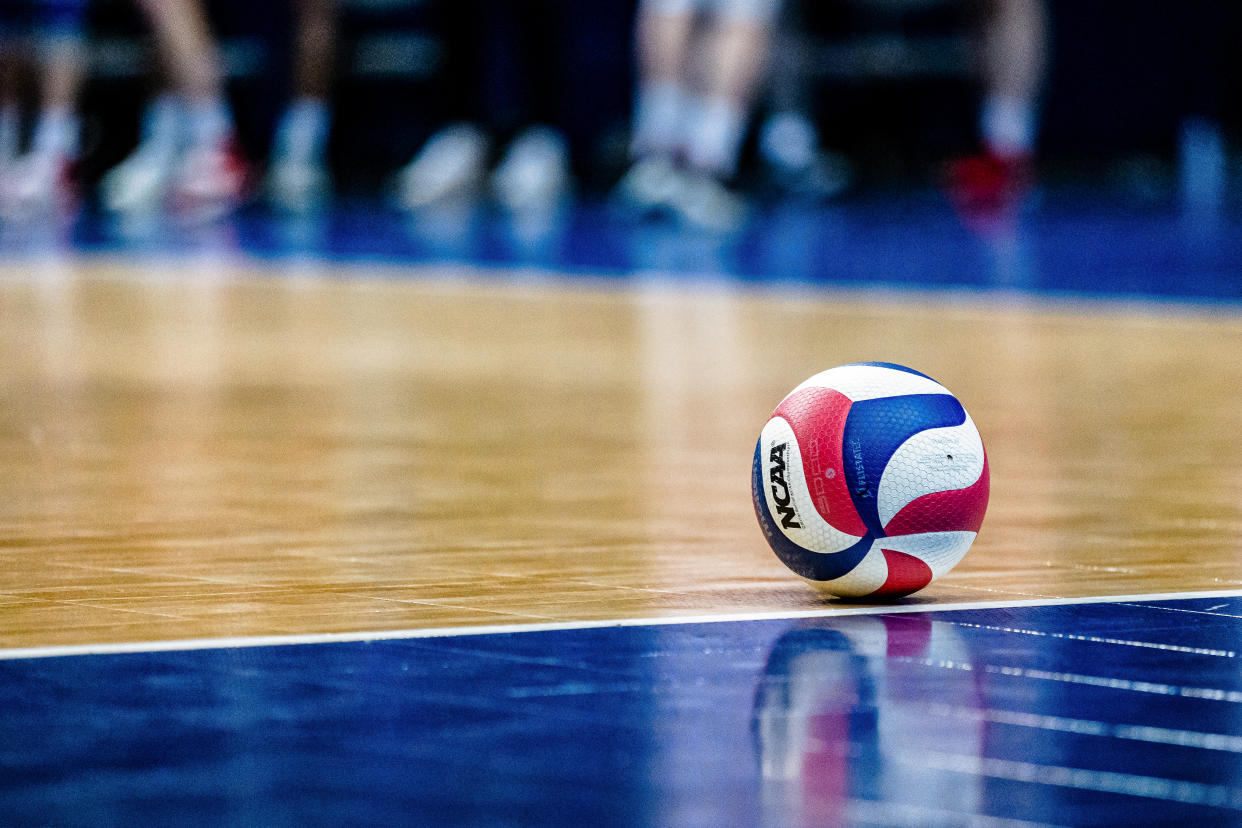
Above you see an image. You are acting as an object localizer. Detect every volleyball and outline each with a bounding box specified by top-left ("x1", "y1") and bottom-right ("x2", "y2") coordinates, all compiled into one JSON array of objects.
[{"x1": 752, "y1": 362, "x2": 989, "y2": 598}]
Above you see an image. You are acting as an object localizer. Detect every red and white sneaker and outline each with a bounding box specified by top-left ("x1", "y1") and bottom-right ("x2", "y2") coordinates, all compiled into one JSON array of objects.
[
  {"x1": 0, "y1": 151, "x2": 79, "y2": 220},
  {"x1": 170, "y1": 137, "x2": 252, "y2": 220},
  {"x1": 945, "y1": 150, "x2": 1033, "y2": 217}
]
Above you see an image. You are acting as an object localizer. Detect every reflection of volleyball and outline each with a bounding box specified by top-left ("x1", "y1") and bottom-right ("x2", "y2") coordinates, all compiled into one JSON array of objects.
[{"x1": 752, "y1": 362, "x2": 989, "y2": 598}]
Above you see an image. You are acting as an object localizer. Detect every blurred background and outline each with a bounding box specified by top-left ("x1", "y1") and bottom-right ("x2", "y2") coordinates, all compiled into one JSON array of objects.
[
  {"x1": 1, "y1": 0, "x2": 1241, "y2": 279},
  {"x1": 67, "y1": 1, "x2": 1242, "y2": 195}
]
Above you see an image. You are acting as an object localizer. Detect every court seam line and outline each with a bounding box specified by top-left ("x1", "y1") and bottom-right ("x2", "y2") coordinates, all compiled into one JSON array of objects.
[{"x1": 3, "y1": 588, "x2": 1241, "y2": 661}]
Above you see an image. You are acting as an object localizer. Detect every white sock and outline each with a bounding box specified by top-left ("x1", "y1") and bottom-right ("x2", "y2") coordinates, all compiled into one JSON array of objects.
[
  {"x1": 273, "y1": 97, "x2": 330, "y2": 167},
  {"x1": 186, "y1": 97, "x2": 233, "y2": 151},
  {"x1": 1180, "y1": 117, "x2": 1225, "y2": 208},
  {"x1": 0, "y1": 104, "x2": 19, "y2": 163},
  {"x1": 686, "y1": 94, "x2": 746, "y2": 177},
  {"x1": 980, "y1": 93, "x2": 1036, "y2": 159},
  {"x1": 138, "y1": 94, "x2": 186, "y2": 158},
  {"x1": 31, "y1": 105, "x2": 79, "y2": 159},
  {"x1": 631, "y1": 80, "x2": 689, "y2": 159},
  {"x1": 759, "y1": 111, "x2": 817, "y2": 171}
]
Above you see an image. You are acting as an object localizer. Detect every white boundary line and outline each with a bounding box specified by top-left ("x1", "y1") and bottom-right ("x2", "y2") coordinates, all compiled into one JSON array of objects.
[{"x1": 4, "y1": 588, "x2": 1242, "y2": 661}]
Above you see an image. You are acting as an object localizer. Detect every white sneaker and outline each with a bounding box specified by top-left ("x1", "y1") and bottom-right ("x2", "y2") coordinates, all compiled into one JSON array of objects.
[
  {"x1": 669, "y1": 169, "x2": 746, "y2": 233},
  {"x1": 267, "y1": 158, "x2": 330, "y2": 213},
  {"x1": 759, "y1": 111, "x2": 853, "y2": 199},
  {"x1": 491, "y1": 126, "x2": 570, "y2": 212},
  {"x1": 613, "y1": 155, "x2": 683, "y2": 215},
  {"x1": 100, "y1": 145, "x2": 179, "y2": 213},
  {"x1": 0, "y1": 151, "x2": 77, "y2": 219},
  {"x1": 169, "y1": 138, "x2": 251, "y2": 221},
  {"x1": 395, "y1": 124, "x2": 488, "y2": 210}
]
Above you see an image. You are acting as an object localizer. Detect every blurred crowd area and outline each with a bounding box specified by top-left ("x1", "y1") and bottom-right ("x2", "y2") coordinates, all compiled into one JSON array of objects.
[{"x1": 1, "y1": 0, "x2": 1241, "y2": 230}]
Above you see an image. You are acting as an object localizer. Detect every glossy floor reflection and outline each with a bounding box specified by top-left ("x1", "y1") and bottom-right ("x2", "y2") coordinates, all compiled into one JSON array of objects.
[
  {"x1": 6, "y1": 596, "x2": 1242, "y2": 826},
  {"x1": 3, "y1": 188, "x2": 1242, "y2": 826}
]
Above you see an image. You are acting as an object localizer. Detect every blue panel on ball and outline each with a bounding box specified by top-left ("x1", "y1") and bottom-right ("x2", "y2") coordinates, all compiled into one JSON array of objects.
[
  {"x1": 752, "y1": 440, "x2": 873, "y2": 581},
  {"x1": 846, "y1": 362, "x2": 937, "y2": 381},
  {"x1": 841, "y1": 394, "x2": 966, "y2": 537}
]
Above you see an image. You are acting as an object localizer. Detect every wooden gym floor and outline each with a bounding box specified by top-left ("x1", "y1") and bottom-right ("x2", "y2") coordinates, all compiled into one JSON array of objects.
[
  {"x1": 5, "y1": 195, "x2": 1242, "y2": 824},
  {"x1": 3, "y1": 247, "x2": 1241, "y2": 653}
]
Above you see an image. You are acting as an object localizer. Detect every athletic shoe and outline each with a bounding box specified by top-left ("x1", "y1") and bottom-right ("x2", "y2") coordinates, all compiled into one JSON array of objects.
[
  {"x1": 266, "y1": 158, "x2": 330, "y2": 214},
  {"x1": 395, "y1": 124, "x2": 488, "y2": 210},
  {"x1": 0, "y1": 152, "x2": 78, "y2": 219},
  {"x1": 668, "y1": 168, "x2": 747, "y2": 233},
  {"x1": 613, "y1": 155, "x2": 681, "y2": 216},
  {"x1": 170, "y1": 138, "x2": 252, "y2": 220},
  {"x1": 945, "y1": 150, "x2": 1032, "y2": 215},
  {"x1": 758, "y1": 112, "x2": 851, "y2": 199},
  {"x1": 100, "y1": 144, "x2": 179, "y2": 213},
  {"x1": 491, "y1": 126, "x2": 570, "y2": 213}
]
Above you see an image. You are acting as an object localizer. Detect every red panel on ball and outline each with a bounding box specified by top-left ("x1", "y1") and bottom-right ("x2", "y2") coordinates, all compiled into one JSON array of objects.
[
  {"x1": 774, "y1": 387, "x2": 868, "y2": 537},
  {"x1": 883, "y1": 451, "x2": 990, "y2": 537},
  {"x1": 875, "y1": 548, "x2": 934, "y2": 597}
]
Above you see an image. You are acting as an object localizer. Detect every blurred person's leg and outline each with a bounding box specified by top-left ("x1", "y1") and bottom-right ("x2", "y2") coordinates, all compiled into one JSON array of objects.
[
  {"x1": 949, "y1": 0, "x2": 1047, "y2": 216},
  {"x1": 141, "y1": 0, "x2": 247, "y2": 213},
  {"x1": 0, "y1": 15, "x2": 24, "y2": 169},
  {"x1": 684, "y1": 0, "x2": 777, "y2": 178},
  {"x1": 1174, "y1": 2, "x2": 1231, "y2": 213},
  {"x1": 979, "y1": 0, "x2": 1045, "y2": 161},
  {"x1": 28, "y1": 31, "x2": 83, "y2": 161},
  {"x1": 484, "y1": 0, "x2": 572, "y2": 213},
  {"x1": 1, "y1": 1, "x2": 86, "y2": 217},
  {"x1": 629, "y1": 0, "x2": 696, "y2": 162},
  {"x1": 103, "y1": 0, "x2": 246, "y2": 216},
  {"x1": 757, "y1": 0, "x2": 851, "y2": 199},
  {"x1": 619, "y1": 0, "x2": 780, "y2": 230},
  {"x1": 758, "y1": 0, "x2": 816, "y2": 178},
  {"x1": 617, "y1": 0, "x2": 695, "y2": 213},
  {"x1": 678, "y1": 0, "x2": 780, "y2": 230},
  {"x1": 629, "y1": 0, "x2": 777, "y2": 170},
  {"x1": 99, "y1": 90, "x2": 185, "y2": 212},
  {"x1": 395, "y1": 0, "x2": 491, "y2": 210},
  {"x1": 137, "y1": 0, "x2": 226, "y2": 116},
  {"x1": 268, "y1": 0, "x2": 337, "y2": 212}
]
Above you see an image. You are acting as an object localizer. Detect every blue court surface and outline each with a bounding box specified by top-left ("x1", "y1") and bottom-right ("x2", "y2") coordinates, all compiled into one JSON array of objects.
[
  {"x1": 5, "y1": 187, "x2": 1241, "y2": 304},
  {"x1": 4, "y1": 188, "x2": 1242, "y2": 827},
  {"x1": 5, "y1": 596, "x2": 1242, "y2": 826}
]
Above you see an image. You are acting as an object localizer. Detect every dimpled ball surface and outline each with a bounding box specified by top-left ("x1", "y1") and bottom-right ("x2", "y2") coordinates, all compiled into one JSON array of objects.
[{"x1": 752, "y1": 362, "x2": 989, "y2": 598}]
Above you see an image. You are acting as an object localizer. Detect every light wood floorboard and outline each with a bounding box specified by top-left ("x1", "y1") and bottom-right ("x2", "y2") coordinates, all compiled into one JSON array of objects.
[{"x1": 3, "y1": 259, "x2": 1241, "y2": 648}]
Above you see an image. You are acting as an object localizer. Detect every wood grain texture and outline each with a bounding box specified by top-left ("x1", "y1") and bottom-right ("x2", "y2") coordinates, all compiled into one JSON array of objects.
[{"x1": 3, "y1": 259, "x2": 1241, "y2": 648}]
